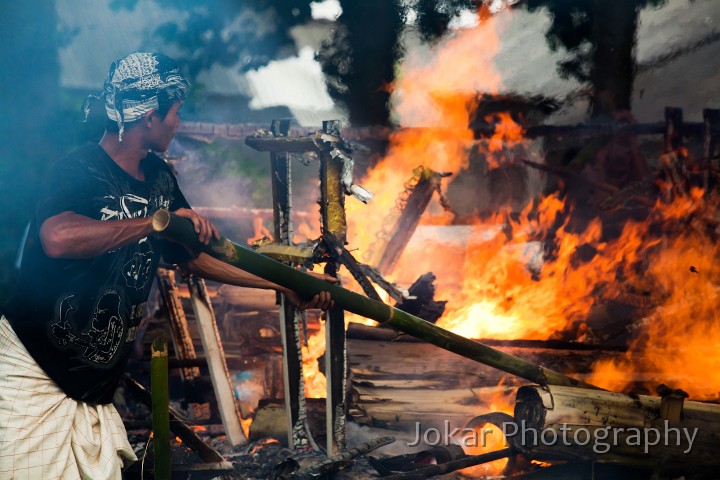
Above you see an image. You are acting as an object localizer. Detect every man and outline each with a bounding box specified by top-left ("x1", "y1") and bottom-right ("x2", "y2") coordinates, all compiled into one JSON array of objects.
[{"x1": 0, "y1": 52, "x2": 333, "y2": 479}]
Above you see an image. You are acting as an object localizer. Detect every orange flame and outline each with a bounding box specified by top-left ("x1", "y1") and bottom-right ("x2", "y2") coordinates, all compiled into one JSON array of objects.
[
  {"x1": 347, "y1": 6, "x2": 502, "y2": 259},
  {"x1": 241, "y1": 415, "x2": 253, "y2": 438},
  {"x1": 247, "y1": 216, "x2": 273, "y2": 244},
  {"x1": 303, "y1": 321, "x2": 328, "y2": 398},
  {"x1": 587, "y1": 191, "x2": 720, "y2": 399}
]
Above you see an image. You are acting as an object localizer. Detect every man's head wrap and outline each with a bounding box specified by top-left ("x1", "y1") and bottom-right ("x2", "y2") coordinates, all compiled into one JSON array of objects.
[{"x1": 83, "y1": 52, "x2": 189, "y2": 141}]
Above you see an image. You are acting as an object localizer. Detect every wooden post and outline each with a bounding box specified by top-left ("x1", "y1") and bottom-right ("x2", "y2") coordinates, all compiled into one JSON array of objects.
[
  {"x1": 186, "y1": 275, "x2": 247, "y2": 446},
  {"x1": 320, "y1": 120, "x2": 348, "y2": 455},
  {"x1": 662, "y1": 107, "x2": 686, "y2": 200},
  {"x1": 156, "y1": 268, "x2": 201, "y2": 381},
  {"x1": 703, "y1": 109, "x2": 720, "y2": 192},
  {"x1": 151, "y1": 336, "x2": 171, "y2": 480},
  {"x1": 270, "y1": 119, "x2": 317, "y2": 451},
  {"x1": 664, "y1": 107, "x2": 684, "y2": 153}
]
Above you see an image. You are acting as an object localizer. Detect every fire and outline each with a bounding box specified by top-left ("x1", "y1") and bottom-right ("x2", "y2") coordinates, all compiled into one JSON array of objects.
[
  {"x1": 241, "y1": 415, "x2": 253, "y2": 438},
  {"x1": 588, "y1": 191, "x2": 720, "y2": 400},
  {"x1": 247, "y1": 216, "x2": 273, "y2": 244},
  {"x1": 485, "y1": 112, "x2": 526, "y2": 169},
  {"x1": 346, "y1": 5, "x2": 502, "y2": 258},
  {"x1": 302, "y1": 321, "x2": 328, "y2": 398},
  {"x1": 344, "y1": 0, "x2": 720, "y2": 408},
  {"x1": 291, "y1": 9, "x2": 720, "y2": 471}
]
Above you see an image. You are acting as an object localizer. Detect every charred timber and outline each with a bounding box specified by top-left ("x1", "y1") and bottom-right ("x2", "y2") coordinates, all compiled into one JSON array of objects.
[
  {"x1": 152, "y1": 209, "x2": 600, "y2": 390},
  {"x1": 245, "y1": 131, "x2": 350, "y2": 153},
  {"x1": 183, "y1": 119, "x2": 710, "y2": 144}
]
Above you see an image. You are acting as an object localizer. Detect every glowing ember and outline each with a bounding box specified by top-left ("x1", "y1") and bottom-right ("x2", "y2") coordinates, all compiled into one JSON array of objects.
[{"x1": 249, "y1": 438, "x2": 280, "y2": 455}]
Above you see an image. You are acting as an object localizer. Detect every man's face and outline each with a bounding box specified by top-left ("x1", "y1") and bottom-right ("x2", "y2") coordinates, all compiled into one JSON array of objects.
[{"x1": 148, "y1": 101, "x2": 182, "y2": 152}]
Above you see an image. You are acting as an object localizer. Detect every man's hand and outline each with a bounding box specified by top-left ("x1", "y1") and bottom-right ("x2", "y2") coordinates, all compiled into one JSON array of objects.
[
  {"x1": 283, "y1": 272, "x2": 337, "y2": 311},
  {"x1": 174, "y1": 208, "x2": 219, "y2": 245}
]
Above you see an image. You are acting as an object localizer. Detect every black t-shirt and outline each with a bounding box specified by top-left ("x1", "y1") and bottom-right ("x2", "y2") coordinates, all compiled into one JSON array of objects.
[{"x1": 2, "y1": 143, "x2": 193, "y2": 404}]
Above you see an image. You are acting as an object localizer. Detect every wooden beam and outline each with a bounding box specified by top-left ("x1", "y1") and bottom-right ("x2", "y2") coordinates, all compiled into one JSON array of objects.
[
  {"x1": 665, "y1": 107, "x2": 684, "y2": 152},
  {"x1": 703, "y1": 109, "x2": 720, "y2": 192},
  {"x1": 245, "y1": 130, "x2": 345, "y2": 153}
]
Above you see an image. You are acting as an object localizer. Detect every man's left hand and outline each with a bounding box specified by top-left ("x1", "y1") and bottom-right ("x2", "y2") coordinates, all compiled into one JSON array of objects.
[{"x1": 283, "y1": 272, "x2": 337, "y2": 311}]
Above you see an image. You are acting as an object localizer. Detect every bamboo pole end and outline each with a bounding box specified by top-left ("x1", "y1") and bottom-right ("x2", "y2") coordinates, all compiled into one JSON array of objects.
[
  {"x1": 152, "y1": 209, "x2": 171, "y2": 233},
  {"x1": 151, "y1": 336, "x2": 168, "y2": 357}
]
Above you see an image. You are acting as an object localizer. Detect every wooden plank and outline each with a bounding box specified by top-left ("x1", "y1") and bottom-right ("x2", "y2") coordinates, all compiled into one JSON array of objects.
[
  {"x1": 156, "y1": 268, "x2": 201, "y2": 381},
  {"x1": 186, "y1": 275, "x2": 247, "y2": 446}
]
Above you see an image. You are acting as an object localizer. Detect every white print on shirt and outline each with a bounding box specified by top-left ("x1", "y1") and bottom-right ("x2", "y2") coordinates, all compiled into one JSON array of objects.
[
  {"x1": 50, "y1": 291, "x2": 125, "y2": 365},
  {"x1": 123, "y1": 249, "x2": 154, "y2": 290},
  {"x1": 100, "y1": 193, "x2": 150, "y2": 221}
]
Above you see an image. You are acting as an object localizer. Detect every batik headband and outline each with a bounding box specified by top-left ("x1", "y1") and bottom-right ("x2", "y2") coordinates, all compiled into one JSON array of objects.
[{"x1": 82, "y1": 52, "x2": 189, "y2": 141}]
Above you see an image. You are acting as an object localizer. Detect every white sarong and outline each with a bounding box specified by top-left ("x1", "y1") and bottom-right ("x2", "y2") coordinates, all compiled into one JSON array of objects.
[{"x1": 0, "y1": 316, "x2": 137, "y2": 479}]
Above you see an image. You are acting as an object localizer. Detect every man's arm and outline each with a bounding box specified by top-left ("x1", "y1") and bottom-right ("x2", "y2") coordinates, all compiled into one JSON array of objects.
[
  {"x1": 182, "y1": 252, "x2": 334, "y2": 311},
  {"x1": 40, "y1": 212, "x2": 154, "y2": 259},
  {"x1": 40, "y1": 208, "x2": 216, "y2": 260}
]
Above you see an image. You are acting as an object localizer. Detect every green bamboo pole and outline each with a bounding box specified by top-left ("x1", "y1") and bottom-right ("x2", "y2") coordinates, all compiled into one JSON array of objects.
[
  {"x1": 151, "y1": 336, "x2": 171, "y2": 480},
  {"x1": 152, "y1": 209, "x2": 601, "y2": 390}
]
